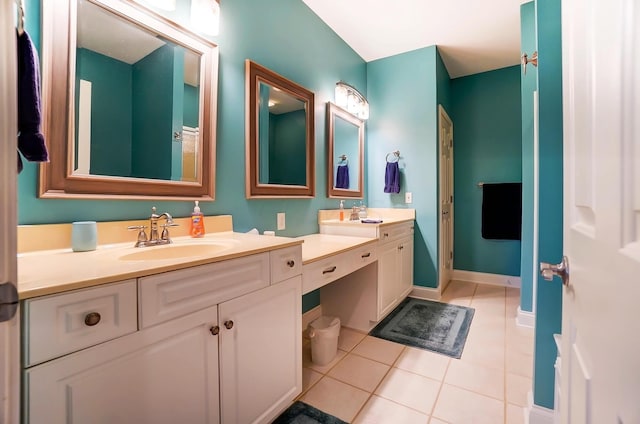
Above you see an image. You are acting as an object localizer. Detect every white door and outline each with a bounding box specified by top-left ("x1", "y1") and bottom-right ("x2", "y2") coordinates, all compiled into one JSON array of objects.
[
  {"x1": 1, "y1": 2, "x2": 19, "y2": 423},
  {"x1": 558, "y1": 0, "x2": 640, "y2": 422},
  {"x1": 438, "y1": 105, "x2": 454, "y2": 290}
]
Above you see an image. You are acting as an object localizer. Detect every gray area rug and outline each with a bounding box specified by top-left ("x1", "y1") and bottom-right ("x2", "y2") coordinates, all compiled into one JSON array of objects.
[
  {"x1": 370, "y1": 297, "x2": 475, "y2": 358},
  {"x1": 272, "y1": 401, "x2": 347, "y2": 424}
]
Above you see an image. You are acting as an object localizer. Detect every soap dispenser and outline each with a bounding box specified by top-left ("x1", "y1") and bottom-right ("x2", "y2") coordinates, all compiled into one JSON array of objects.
[
  {"x1": 339, "y1": 200, "x2": 345, "y2": 221},
  {"x1": 190, "y1": 201, "x2": 205, "y2": 237}
]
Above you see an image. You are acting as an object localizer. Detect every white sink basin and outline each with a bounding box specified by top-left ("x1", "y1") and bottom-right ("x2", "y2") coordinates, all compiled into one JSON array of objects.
[{"x1": 118, "y1": 242, "x2": 234, "y2": 261}]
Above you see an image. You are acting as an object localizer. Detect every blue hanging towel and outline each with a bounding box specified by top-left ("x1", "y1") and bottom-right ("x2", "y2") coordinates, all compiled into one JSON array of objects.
[
  {"x1": 335, "y1": 164, "x2": 349, "y2": 189},
  {"x1": 17, "y1": 30, "x2": 48, "y2": 173},
  {"x1": 384, "y1": 161, "x2": 400, "y2": 193}
]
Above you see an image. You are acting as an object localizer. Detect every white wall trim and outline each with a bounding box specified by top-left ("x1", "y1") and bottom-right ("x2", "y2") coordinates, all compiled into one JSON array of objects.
[
  {"x1": 452, "y1": 269, "x2": 521, "y2": 288},
  {"x1": 517, "y1": 306, "x2": 536, "y2": 328},
  {"x1": 409, "y1": 286, "x2": 441, "y2": 301},
  {"x1": 525, "y1": 390, "x2": 555, "y2": 424},
  {"x1": 302, "y1": 305, "x2": 323, "y2": 332}
]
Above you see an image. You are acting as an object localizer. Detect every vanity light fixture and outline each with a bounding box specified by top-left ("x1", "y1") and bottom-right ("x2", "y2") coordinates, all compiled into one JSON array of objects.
[
  {"x1": 191, "y1": 0, "x2": 220, "y2": 36},
  {"x1": 335, "y1": 81, "x2": 369, "y2": 120}
]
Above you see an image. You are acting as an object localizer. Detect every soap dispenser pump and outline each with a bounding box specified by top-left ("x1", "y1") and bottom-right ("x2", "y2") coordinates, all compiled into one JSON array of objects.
[{"x1": 190, "y1": 201, "x2": 205, "y2": 237}]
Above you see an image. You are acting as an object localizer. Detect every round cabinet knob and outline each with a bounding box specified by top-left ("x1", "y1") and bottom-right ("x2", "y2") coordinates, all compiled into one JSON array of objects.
[
  {"x1": 287, "y1": 260, "x2": 295, "y2": 268},
  {"x1": 84, "y1": 312, "x2": 101, "y2": 327},
  {"x1": 224, "y1": 320, "x2": 234, "y2": 330},
  {"x1": 209, "y1": 326, "x2": 220, "y2": 336}
]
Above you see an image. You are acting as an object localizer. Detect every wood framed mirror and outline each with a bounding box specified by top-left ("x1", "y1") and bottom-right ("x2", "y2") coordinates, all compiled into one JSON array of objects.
[
  {"x1": 327, "y1": 102, "x2": 364, "y2": 198},
  {"x1": 39, "y1": 0, "x2": 218, "y2": 199},
  {"x1": 245, "y1": 60, "x2": 315, "y2": 198}
]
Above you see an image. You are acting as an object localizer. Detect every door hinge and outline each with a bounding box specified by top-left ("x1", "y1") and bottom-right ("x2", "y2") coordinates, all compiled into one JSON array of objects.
[{"x1": 0, "y1": 282, "x2": 19, "y2": 322}]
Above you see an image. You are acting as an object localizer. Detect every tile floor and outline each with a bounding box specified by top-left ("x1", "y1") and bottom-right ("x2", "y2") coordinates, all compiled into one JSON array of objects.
[{"x1": 297, "y1": 281, "x2": 534, "y2": 424}]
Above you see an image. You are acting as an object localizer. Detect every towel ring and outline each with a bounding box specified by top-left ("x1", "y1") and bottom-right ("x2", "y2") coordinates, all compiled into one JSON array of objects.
[{"x1": 386, "y1": 150, "x2": 400, "y2": 163}]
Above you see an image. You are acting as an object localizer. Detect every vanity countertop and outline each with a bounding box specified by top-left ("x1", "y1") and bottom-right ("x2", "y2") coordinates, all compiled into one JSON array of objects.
[
  {"x1": 17, "y1": 231, "x2": 302, "y2": 300},
  {"x1": 296, "y1": 233, "x2": 377, "y2": 265}
]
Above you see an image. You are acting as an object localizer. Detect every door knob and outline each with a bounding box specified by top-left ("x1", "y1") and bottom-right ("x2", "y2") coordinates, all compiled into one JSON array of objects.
[{"x1": 540, "y1": 256, "x2": 570, "y2": 286}]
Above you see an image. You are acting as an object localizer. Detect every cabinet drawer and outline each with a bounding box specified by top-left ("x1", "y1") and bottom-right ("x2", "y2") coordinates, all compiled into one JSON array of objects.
[
  {"x1": 24, "y1": 280, "x2": 137, "y2": 367},
  {"x1": 378, "y1": 222, "x2": 414, "y2": 243},
  {"x1": 270, "y1": 245, "x2": 302, "y2": 284},
  {"x1": 139, "y1": 253, "x2": 270, "y2": 328},
  {"x1": 302, "y1": 255, "x2": 347, "y2": 295},
  {"x1": 345, "y1": 243, "x2": 378, "y2": 269}
]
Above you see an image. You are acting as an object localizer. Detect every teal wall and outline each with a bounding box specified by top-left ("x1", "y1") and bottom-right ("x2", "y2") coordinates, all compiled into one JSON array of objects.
[
  {"x1": 520, "y1": 1, "x2": 537, "y2": 312},
  {"x1": 132, "y1": 44, "x2": 175, "y2": 180},
  {"x1": 75, "y1": 48, "x2": 133, "y2": 177},
  {"x1": 366, "y1": 46, "x2": 439, "y2": 288},
  {"x1": 450, "y1": 66, "x2": 522, "y2": 277},
  {"x1": 269, "y1": 110, "x2": 307, "y2": 185},
  {"x1": 533, "y1": 0, "x2": 563, "y2": 410},
  {"x1": 183, "y1": 84, "x2": 199, "y2": 128}
]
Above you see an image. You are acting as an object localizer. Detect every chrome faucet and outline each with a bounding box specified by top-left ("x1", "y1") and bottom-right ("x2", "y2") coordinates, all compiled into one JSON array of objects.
[{"x1": 128, "y1": 207, "x2": 178, "y2": 247}]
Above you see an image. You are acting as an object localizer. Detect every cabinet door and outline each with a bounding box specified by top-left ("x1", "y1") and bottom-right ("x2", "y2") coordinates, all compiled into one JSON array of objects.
[
  {"x1": 400, "y1": 236, "x2": 414, "y2": 298},
  {"x1": 219, "y1": 276, "x2": 302, "y2": 424},
  {"x1": 377, "y1": 241, "x2": 401, "y2": 319},
  {"x1": 26, "y1": 306, "x2": 220, "y2": 424}
]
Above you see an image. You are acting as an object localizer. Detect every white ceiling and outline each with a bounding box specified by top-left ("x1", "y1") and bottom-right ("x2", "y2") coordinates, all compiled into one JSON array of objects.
[{"x1": 302, "y1": 0, "x2": 526, "y2": 78}]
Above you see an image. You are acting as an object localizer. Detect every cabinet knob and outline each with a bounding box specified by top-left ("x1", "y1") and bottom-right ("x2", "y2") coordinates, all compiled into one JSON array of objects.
[
  {"x1": 224, "y1": 320, "x2": 234, "y2": 330},
  {"x1": 209, "y1": 325, "x2": 220, "y2": 336},
  {"x1": 383, "y1": 233, "x2": 389, "y2": 238},
  {"x1": 84, "y1": 312, "x2": 101, "y2": 327},
  {"x1": 398, "y1": 245, "x2": 404, "y2": 250},
  {"x1": 287, "y1": 260, "x2": 295, "y2": 268}
]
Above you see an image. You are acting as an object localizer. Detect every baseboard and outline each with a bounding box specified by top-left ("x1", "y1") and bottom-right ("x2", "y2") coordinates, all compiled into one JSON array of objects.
[
  {"x1": 452, "y1": 269, "x2": 521, "y2": 288},
  {"x1": 302, "y1": 305, "x2": 322, "y2": 332},
  {"x1": 517, "y1": 306, "x2": 536, "y2": 328},
  {"x1": 409, "y1": 286, "x2": 441, "y2": 301},
  {"x1": 525, "y1": 391, "x2": 555, "y2": 424}
]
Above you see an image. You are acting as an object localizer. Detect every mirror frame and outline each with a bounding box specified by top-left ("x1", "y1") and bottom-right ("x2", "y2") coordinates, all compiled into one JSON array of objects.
[
  {"x1": 245, "y1": 60, "x2": 315, "y2": 198},
  {"x1": 327, "y1": 102, "x2": 364, "y2": 198},
  {"x1": 39, "y1": 0, "x2": 219, "y2": 199}
]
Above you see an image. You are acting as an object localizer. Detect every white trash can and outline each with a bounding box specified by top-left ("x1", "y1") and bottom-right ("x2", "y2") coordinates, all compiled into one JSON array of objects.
[{"x1": 309, "y1": 316, "x2": 341, "y2": 366}]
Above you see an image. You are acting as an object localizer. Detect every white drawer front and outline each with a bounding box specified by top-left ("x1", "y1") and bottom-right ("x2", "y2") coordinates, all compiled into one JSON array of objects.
[
  {"x1": 302, "y1": 255, "x2": 347, "y2": 295},
  {"x1": 139, "y1": 253, "x2": 270, "y2": 328},
  {"x1": 25, "y1": 280, "x2": 137, "y2": 367},
  {"x1": 378, "y1": 222, "x2": 414, "y2": 243},
  {"x1": 345, "y1": 244, "x2": 378, "y2": 269},
  {"x1": 270, "y1": 245, "x2": 302, "y2": 284}
]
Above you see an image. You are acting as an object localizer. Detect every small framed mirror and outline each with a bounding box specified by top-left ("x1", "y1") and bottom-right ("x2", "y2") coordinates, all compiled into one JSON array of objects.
[
  {"x1": 327, "y1": 102, "x2": 364, "y2": 198},
  {"x1": 39, "y1": 0, "x2": 218, "y2": 199},
  {"x1": 245, "y1": 60, "x2": 315, "y2": 198}
]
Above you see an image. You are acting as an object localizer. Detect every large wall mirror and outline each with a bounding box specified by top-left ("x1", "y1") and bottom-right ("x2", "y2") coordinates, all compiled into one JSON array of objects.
[
  {"x1": 39, "y1": 0, "x2": 218, "y2": 199},
  {"x1": 245, "y1": 60, "x2": 315, "y2": 198},
  {"x1": 327, "y1": 102, "x2": 364, "y2": 198}
]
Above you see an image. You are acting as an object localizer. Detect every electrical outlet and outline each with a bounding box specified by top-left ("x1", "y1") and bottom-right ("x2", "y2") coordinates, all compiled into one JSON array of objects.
[
  {"x1": 405, "y1": 192, "x2": 413, "y2": 204},
  {"x1": 277, "y1": 212, "x2": 286, "y2": 230}
]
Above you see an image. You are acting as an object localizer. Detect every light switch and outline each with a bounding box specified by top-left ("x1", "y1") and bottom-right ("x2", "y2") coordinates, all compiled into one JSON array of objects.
[
  {"x1": 277, "y1": 212, "x2": 286, "y2": 230},
  {"x1": 405, "y1": 192, "x2": 413, "y2": 204}
]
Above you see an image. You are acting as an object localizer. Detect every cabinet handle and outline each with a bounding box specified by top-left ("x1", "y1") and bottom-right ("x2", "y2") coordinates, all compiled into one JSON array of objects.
[
  {"x1": 287, "y1": 260, "x2": 295, "y2": 268},
  {"x1": 224, "y1": 320, "x2": 234, "y2": 330},
  {"x1": 84, "y1": 312, "x2": 101, "y2": 327},
  {"x1": 361, "y1": 252, "x2": 371, "y2": 258},
  {"x1": 209, "y1": 325, "x2": 220, "y2": 336},
  {"x1": 398, "y1": 245, "x2": 404, "y2": 250},
  {"x1": 323, "y1": 266, "x2": 337, "y2": 274},
  {"x1": 383, "y1": 233, "x2": 389, "y2": 238}
]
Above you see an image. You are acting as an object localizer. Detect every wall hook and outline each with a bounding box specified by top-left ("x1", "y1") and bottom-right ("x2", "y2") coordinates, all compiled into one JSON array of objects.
[{"x1": 521, "y1": 51, "x2": 538, "y2": 75}]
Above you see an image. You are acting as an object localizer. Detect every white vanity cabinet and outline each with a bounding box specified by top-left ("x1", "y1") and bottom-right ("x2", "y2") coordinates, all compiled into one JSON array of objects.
[
  {"x1": 377, "y1": 223, "x2": 414, "y2": 319},
  {"x1": 23, "y1": 247, "x2": 302, "y2": 424},
  {"x1": 319, "y1": 220, "x2": 414, "y2": 324}
]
